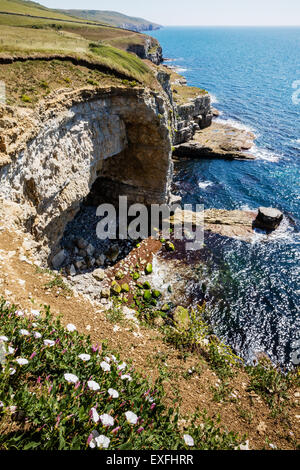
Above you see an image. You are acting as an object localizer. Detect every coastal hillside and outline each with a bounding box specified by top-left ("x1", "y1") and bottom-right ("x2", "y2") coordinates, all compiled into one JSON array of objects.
[
  {"x1": 59, "y1": 9, "x2": 162, "y2": 32},
  {"x1": 0, "y1": 0, "x2": 162, "y2": 63}
]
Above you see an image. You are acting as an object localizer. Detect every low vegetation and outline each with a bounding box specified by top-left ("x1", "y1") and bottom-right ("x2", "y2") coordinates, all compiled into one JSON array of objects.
[{"x1": 0, "y1": 298, "x2": 244, "y2": 450}]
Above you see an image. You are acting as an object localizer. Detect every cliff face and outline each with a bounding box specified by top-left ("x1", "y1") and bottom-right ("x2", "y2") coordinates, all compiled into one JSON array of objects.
[
  {"x1": 0, "y1": 86, "x2": 172, "y2": 262},
  {"x1": 155, "y1": 68, "x2": 212, "y2": 145},
  {"x1": 127, "y1": 37, "x2": 163, "y2": 65},
  {"x1": 173, "y1": 94, "x2": 212, "y2": 145},
  {"x1": 0, "y1": 37, "x2": 213, "y2": 267}
]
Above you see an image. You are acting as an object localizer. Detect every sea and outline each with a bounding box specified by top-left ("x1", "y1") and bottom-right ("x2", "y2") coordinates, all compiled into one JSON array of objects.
[{"x1": 147, "y1": 26, "x2": 300, "y2": 368}]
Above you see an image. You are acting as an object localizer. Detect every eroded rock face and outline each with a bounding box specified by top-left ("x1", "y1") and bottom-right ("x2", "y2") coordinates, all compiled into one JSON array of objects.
[
  {"x1": 127, "y1": 38, "x2": 163, "y2": 65},
  {"x1": 173, "y1": 94, "x2": 212, "y2": 145},
  {"x1": 0, "y1": 87, "x2": 172, "y2": 262}
]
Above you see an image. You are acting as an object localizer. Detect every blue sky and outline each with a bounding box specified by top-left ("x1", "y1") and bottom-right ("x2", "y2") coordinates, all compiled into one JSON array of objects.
[{"x1": 42, "y1": 0, "x2": 300, "y2": 26}]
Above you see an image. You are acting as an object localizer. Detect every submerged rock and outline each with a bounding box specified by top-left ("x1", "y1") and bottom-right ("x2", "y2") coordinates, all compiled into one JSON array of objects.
[{"x1": 254, "y1": 207, "x2": 284, "y2": 231}]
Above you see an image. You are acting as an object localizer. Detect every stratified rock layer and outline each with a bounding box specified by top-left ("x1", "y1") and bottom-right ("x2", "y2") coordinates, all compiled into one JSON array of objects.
[{"x1": 0, "y1": 86, "x2": 173, "y2": 261}]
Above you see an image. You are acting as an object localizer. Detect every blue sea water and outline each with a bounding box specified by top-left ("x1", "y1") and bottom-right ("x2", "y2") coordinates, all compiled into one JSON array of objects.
[{"x1": 148, "y1": 27, "x2": 300, "y2": 367}]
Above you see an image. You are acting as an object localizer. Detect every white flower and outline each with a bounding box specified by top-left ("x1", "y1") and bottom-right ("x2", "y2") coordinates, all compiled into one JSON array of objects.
[
  {"x1": 117, "y1": 362, "x2": 127, "y2": 371},
  {"x1": 89, "y1": 431, "x2": 110, "y2": 449},
  {"x1": 66, "y1": 324, "x2": 77, "y2": 332},
  {"x1": 9, "y1": 406, "x2": 17, "y2": 413},
  {"x1": 31, "y1": 309, "x2": 40, "y2": 318},
  {"x1": 44, "y1": 339, "x2": 55, "y2": 347},
  {"x1": 64, "y1": 373, "x2": 79, "y2": 384},
  {"x1": 183, "y1": 434, "x2": 194, "y2": 447},
  {"x1": 15, "y1": 310, "x2": 24, "y2": 317},
  {"x1": 78, "y1": 354, "x2": 91, "y2": 362},
  {"x1": 7, "y1": 346, "x2": 15, "y2": 355},
  {"x1": 121, "y1": 374, "x2": 132, "y2": 382},
  {"x1": 87, "y1": 380, "x2": 100, "y2": 391},
  {"x1": 104, "y1": 356, "x2": 111, "y2": 363},
  {"x1": 108, "y1": 388, "x2": 119, "y2": 399},
  {"x1": 0, "y1": 401, "x2": 3, "y2": 408},
  {"x1": 125, "y1": 411, "x2": 138, "y2": 425},
  {"x1": 19, "y1": 329, "x2": 30, "y2": 336},
  {"x1": 16, "y1": 358, "x2": 29, "y2": 366},
  {"x1": 111, "y1": 355, "x2": 117, "y2": 362},
  {"x1": 100, "y1": 414, "x2": 114, "y2": 427},
  {"x1": 9, "y1": 368, "x2": 16, "y2": 375},
  {"x1": 96, "y1": 435, "x2": 110, "y2": 449},
  {"x1": 33, "y1": 332, "x2": 42, "y2": 339},
  {"x1": 100, "y1": 361, "x2": 111, "y2": 372},
  {"x1": 0, "y1": 336, "x2": 9, "y2": 342},
  {"x1": 91, "y1": 407, "x2": 100, "y2": 423}
]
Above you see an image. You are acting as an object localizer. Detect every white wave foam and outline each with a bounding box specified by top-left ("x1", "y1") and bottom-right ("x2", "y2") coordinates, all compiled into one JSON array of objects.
[
  {"x1": 209, "y1": 93, "x2": 219, "y2": 104},
  {"x1": 248, "y1": 144, "x2": 280, "y2": 162},
  {"x1": 175, "y1": 67, "x2": 188, "y2": 73},
  {"x1": 251, "y1": 216, "x2": 297, "y2": 245},
  {"x1": 198, "y1": 181, "x2": 214, "y2": 189},
  {"x1": 291, "y1": 138, "x2": 300, "y2": 147},
  {"x1": 239, "y1": 204, "x2": 255, "y2": 211}
]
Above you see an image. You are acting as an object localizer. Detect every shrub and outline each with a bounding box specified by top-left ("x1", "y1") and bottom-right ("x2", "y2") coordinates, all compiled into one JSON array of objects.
[{"x1": 21, "y1": 94, "x2": 32, "y2": 103}]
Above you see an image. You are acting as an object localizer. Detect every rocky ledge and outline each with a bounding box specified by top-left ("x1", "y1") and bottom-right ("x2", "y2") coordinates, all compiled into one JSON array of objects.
[
  {"x1": 173, "y1": 121, "x2": 256, "y2": 160},
  {"x1": 170, "y1": 208, "x2": 257, "y2": 242}
]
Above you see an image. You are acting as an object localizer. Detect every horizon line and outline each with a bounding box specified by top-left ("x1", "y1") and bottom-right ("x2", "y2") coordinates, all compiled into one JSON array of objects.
[{"x1": 159, "y1": 24, "x2": 300, "y2": 28}]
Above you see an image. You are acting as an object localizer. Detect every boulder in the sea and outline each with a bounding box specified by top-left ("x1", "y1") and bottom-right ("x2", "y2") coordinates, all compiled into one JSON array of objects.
[{"x1": 254, "y1": 207, "x2": 283, "y2": 231}]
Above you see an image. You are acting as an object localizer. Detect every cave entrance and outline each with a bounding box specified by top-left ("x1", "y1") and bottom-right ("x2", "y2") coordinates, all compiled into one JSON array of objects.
[{"x1": 60, "y1": 152, "x2": 140, "y2": 276}]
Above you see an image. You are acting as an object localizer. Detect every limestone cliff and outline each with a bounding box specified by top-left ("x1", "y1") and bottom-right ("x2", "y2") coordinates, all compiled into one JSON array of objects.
[
  {"x1": 0, "y1": 86, "x2": 172, "y2": 262},
  {"x1": 155, "y1": 67, "x2": 213, "y2": 145},
  {"x1": 127, "y1": 37, "x2": 163, "y2": 65}
]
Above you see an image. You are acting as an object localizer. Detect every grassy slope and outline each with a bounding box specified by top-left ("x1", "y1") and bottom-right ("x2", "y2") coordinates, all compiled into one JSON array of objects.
[
  {"x1": 0, "y1": 1, "x2": 154, "y2": 56},
  {"x1": 60, "y1": 9, "x2": 161, "y2": 30},
  {"x1": 0, "y1": 1, "x2": 156, "y2": 88},
  {"x1": 0, "y1": 0, "x2": 89, "y2": 22}
]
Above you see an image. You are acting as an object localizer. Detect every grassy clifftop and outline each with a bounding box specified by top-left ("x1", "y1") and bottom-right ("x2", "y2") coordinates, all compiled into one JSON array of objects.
[{"x1": 0, "y1": 0, "x2": 161, "y2": 93}]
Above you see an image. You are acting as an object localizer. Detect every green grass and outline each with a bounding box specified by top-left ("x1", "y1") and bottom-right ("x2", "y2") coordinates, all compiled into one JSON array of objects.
[
  {"x1": 0, "y1": 0, "x2": 97, "y2": 23},
  {"x1": 0, "y1": 25, "x2": 155, "y2": 87},
  {"x1": 88, "y1": 42, "x2": 152, "y2": 83},
  {"x1": 246, "y1": 358, "x2": 299, "y2": 416}
]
